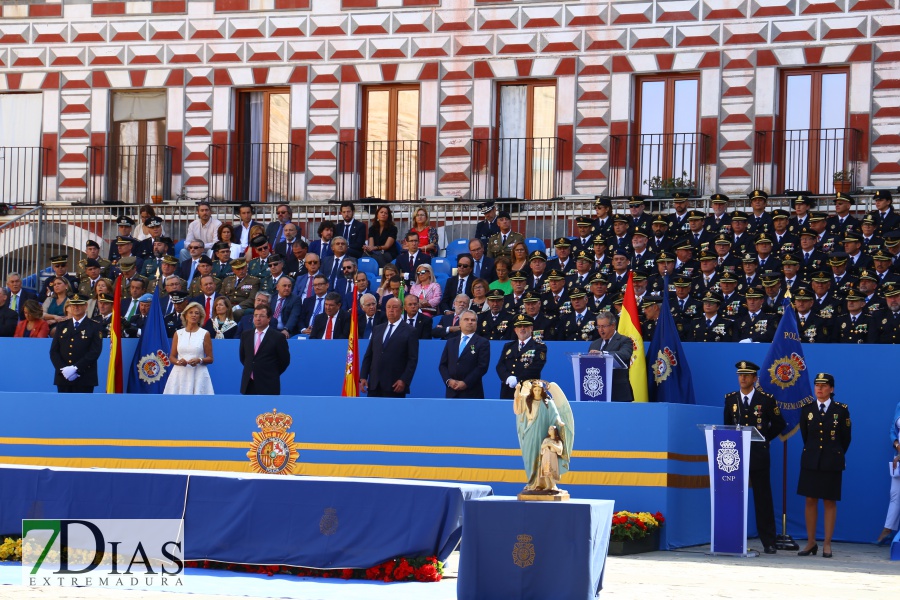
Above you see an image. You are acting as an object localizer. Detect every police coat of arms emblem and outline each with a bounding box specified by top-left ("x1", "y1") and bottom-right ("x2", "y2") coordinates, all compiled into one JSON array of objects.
[
  {"x1": 247, "y1": 409, "x2": 300, "y2": 475},
  {"x1": 716, "y1": 439, "x2": 740, "y2": 473},
  {"x1": 653, "y1": 347, "x2": 677, "y2": 384},
  {"x1": 767, "y1": 352, "x2": 806, "y2": 389},
  {"x1": 512, "y1": 534, "x2": 535, "y2": 568},
  {"x1": 582, "y1": 366, "x2": 603, "y2": 398}
]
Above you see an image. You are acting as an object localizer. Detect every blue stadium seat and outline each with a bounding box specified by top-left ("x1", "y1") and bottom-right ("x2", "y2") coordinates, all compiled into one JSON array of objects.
[
  {"x1": 525, "y1": 238, "x2": 545, "y2": 254},
  {"x1": 435, "y1": 272, "x2": 450, "y2": 287},
  {"x1": 358, "y1": 256, "x2": 379, "y2": 276},
  {"x1": 444, "y1": 238, "x2": 469, "y2": 261},
  {"x1": 174, "y1": 240, "x2": 185, "y2": 256},
  {"x1": 432, "y1": 257, "x2": 452, "y2": 276},
  {"x1": 374, "y1": 276, "x2": 382, "y2": 289}
]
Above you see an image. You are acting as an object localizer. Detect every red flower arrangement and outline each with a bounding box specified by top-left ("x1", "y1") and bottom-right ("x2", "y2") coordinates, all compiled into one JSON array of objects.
[
  {"x1": 610, "y1": 511, "x2": 665, "y2": 542},
  {"x1": 183, "y1": 555, "x2": 443, "y2": 583}
]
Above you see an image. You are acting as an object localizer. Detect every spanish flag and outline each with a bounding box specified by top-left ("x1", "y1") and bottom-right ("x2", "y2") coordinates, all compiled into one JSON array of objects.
[
  {"x1": 106, "y1": 274, "x2": 124, "y2": 393},
  {"x1": 618, "y1": 271, "x2": 648, "y2": 403},
  {"x1": 342, "y1": 289, "x2": 360, "y2": 396}
]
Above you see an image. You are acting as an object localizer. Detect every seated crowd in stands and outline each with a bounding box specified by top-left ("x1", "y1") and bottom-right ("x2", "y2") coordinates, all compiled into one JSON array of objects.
[{"x1": 4, "y1": 190, "x2": 900, "y2": 346}]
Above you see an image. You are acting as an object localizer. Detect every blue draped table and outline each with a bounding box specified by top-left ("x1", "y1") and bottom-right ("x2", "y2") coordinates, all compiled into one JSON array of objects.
[
  {"x1": 458, "y1": 496, "x2": 614, "y2": 600},
  {"x1": 0, "y1": 465, "x2": 492, "y2": 567}
]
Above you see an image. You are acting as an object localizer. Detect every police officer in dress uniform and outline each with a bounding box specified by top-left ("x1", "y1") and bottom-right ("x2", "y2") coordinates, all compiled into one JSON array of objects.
[
  {"x1": 495, "y1": 314, "x2": 548, "y2": 400},
  {"x1": 478, "y1": 289, "x2": 514, "y2": 340},
  {"x1": 724, "y1": 360, "x2": 786, "y2": 554},
  {"x1": 555, "y1": 287, "x2": 596, "y2": 341},
  {"x1": 792, "y1": 286, "x2": 830, "y2": 343},
  {"x1": 830, "y1": 287, "x2": 878, "y2": 343},
  {"x1": 49, "y1": 294, "x2": 102, "y2": 393},
  {"x1": 877, "y1": 283, "x2": 900, "y2": 343},
  {"x1": 797, "y1": 373, "x2": 851, "y2": 558},
  {"x1": 474, "y1": 201, "x2": 500, "y2": 245},
  {"x1": 641, "y1": 295, "x2": 660, "y2": 341},
  {"x1": 732, "y1": 286, "x2": 779, "y2": 342},
  {"x1": 688, "y1": 291, "x2": 734, "y2": 341},
  {"x1": 521, "y1": 291, "x2": 556, "y2": 344}
]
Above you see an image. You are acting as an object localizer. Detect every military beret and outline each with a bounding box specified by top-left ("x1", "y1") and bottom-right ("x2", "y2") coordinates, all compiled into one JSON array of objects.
[
  {"x1": 162, "y1": 255, "x2": 179, "y2": 266},
  {"x1": 86, "y1": 240, "x2": 101, "y2": 249},
  {"x1": 84, "y1": 258, "x2": 100, "y2": 269},
  {"x1": 497, "y1": 210, "x2": 512, "y2": 220},
  {"x1": 251, "y1": 235, "x2": 269, "y2": 248},
  {"x1": 139, "y1": 293, "x2": 154, "y2": 303}
]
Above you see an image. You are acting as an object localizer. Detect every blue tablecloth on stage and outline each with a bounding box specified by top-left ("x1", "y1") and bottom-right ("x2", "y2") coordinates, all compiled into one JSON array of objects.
[
  {"x1": 0, "y1": 466, "x2": 492, "y2": 568},
  {"x1": 457, "y1": 496, "x2": 614, "y2": 600}
]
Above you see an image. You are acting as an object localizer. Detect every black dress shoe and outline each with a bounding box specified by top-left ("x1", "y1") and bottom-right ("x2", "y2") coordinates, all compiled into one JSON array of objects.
[
  {"x1": 798, "y1": 543, "x2": 818, "y2": 556},
  {"x1": 763, "y1": 546, "x2": 777, "y2": 554}
]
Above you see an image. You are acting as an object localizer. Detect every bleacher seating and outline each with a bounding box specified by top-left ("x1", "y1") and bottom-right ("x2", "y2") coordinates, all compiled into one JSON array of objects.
[
  {"x1": 431, "y1": 257, "x2": 452, "y2": 277},
  {"x1": 444, "y1": 238, "x2": 469, "y2": 262},
  {"x1": 357, "y1": 257, "x2": 379, "y2": 276},
  {"x1": 525, "y1": 238, "x2": 545, "y2": 254}
]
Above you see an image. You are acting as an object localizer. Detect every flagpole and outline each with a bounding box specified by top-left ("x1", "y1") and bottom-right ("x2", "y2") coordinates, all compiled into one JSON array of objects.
[{"x1": 776, "y1": 437, "x2": 799, "y2": 550}]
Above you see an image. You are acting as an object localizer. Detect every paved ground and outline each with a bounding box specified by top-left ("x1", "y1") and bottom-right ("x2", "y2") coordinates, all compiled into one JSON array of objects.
[{"x1": 0, "y1": 541, "x2": 895, "y2": 599}]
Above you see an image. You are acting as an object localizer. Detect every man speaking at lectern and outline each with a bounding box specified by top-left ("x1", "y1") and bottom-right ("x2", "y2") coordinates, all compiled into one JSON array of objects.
[
  {"x1": 724, "y1": 360, "x2": 786, "y2": 555},
  {"x1": 587, "y1": 311, "x2": 633, "y2": 402}
]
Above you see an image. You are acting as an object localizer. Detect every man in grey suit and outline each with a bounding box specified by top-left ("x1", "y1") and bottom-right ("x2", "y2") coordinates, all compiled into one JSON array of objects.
[{"x1": 588, "y1": 310, "x2": 634, "y2": 402}]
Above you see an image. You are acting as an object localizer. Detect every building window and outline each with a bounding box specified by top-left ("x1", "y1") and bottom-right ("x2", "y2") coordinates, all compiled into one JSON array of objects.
[
  {"x1": 0, "y1": 93, "x2": 46, "y2": 204},
  {"x1": 777, "y1": 68, "x2": 853, "y2": 194},
  {"x1": 98, "y1": 91, "x2": 170, "y2": 203},
  {"x1": 472, "y1": 81, "x2": 561, "y2": 201},
  {"x1": 635, "y1": 75, "x2": 701, "y2": 196},
  {"x1": 357, "y1": 85, "x2": 422, "y2": 202},
  {"x1": 208, "y1": 88, "x2": 293, "y2": 203}
]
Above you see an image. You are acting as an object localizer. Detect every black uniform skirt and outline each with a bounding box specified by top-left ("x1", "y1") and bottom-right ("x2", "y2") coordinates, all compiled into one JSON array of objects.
[{"x1": 797, "y1": 467, "x2": 843, "y2": 501}]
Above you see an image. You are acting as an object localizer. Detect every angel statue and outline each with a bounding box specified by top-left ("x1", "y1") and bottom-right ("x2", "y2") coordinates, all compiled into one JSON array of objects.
[{"x1": 513, "y1": 379, "x2": 575, "y2": 500}]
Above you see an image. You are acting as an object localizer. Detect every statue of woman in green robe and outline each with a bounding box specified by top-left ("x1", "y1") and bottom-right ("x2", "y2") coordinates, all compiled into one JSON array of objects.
[{"x1": 513, "y1": 379, "x2": 575, "y2": 498}]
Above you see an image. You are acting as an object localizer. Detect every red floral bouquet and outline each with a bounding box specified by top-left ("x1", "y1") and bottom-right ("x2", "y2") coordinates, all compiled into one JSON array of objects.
[
  {"x1": 183, "y1": 554, "x2": 443, "y2": 583},
  {"x1": 610, "y1": 511, "x2": 665, "y2": 542}
]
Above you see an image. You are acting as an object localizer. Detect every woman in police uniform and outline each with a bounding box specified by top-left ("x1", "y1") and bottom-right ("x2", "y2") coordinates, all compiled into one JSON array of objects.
[{"x1": 797, "y1": 373, "x2": 851, "y2": 558}]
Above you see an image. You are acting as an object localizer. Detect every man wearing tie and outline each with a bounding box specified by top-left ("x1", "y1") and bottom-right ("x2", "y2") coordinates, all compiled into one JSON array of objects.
[
  {"x1": 239, "y1": 305, "x2": 291, "y2": 395},
  {"x1": 439, "y1": 310, "x2": 491, "y2": 398},
  {"x1": 265, "y1": 203, "x2": 295, "y2": 248},
  {"x1": 870, "y1": 189, "x2": 900, "y2": 235},
  {"x1": 588, "y1": 311, "x2": 634, "y2": 402},
  {"x1": 402, "y1": 295, "x2": 433, "y2": 340},
  {"x1": 121, "y1": 278, "x2": 148, "y2": 322},
  {"x1": 179, "y1": 241, "x2": 207, "y2": 290},
  {"x1": 49, "y1": 294, "x2": 103, "y2": 393},
  {"x1": 434, "y1": 294, "x2": 470, "y2": 339},
  {"x1": 310, "y1": 292, "x2": 351, "y2": 340},
  {"x1": 723, "y1": 360, "x2": 786, "y2": 555},
  {"x1": 299, "y1": 275, "x2": 331, "y2": 334},
  {"x1": 438, "y1": 254, "x2": 475, "y2": 313},
  {"x1": 293, "y1": 253, "x2": 322, "y2": 301},
  {"x1": 338, "y1": 201, "x2": 367, "y2": 258},
  {"x1": 468, "y1": 239, "x2": 495, "y2": 282},
  {"x1": 360, "y1": 298, "x2": 419, "y2": 397},
  {"x1": 191, "y1": 275, "x2": 219, "y2": 325},
  {"x1": 396, "y1": 233, "x2": 431, "y2": 277},
  {"x1": 357, "y1": 293, "x2": 385, "y2": 340},
  {"x1": 270, "y1": 278, "x2": 300, "y2": 337}
]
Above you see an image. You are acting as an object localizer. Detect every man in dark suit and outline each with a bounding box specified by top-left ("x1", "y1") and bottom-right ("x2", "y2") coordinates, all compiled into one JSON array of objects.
[
  {"x1": 588, "y1": 311, "x2": 634, "y2": 402},
  {"x1": 468, "y1": 239, "x2": 495, "y2": 282},
  {"x1": 433, "y1": 293, "x2": 470, "y2": 340},
  {"x1": 870, "y1": 189, "x2": 900, "y2": 235},
  {"x1": 395, "y1": 232, "x2": 431, "y2": 277},
  {"x1": 724, "y1": 360, "x2": 786, "y2": 555},
  {"x1": 265, "y1": 203, "x2": 297, "y2": 249},
  {"x1": 357, "y1": 293, "x2": 386, "y2": 340},
  {"x1": 401, "y1": 295, "x2": 433, "y2": 339},
  {"x1": 438, "y1": 253, "x2": 475, "y2": 313},
  {"x1": 239, "y1": 304, "x2": 291, "y2": 395},
  {"x1": 4, "y1": 272, "x2": 37, "y2": 320},
  {"x1": 439, "y1": 310, "x2": 491, "y2": 398},
  {"x1": 338, "y1": 201, "x2": 368, "y2": 258},
  {"x1": 270, "y1": 278, "x2": 301, "y2": 336},
  {"x1": 0, "y1": 288, "x2": 18, "y2": 337},
  {"x1": 293, "y1": 253, "x2": 323, "y2": 302},
  {"x1": 360, "y1": 297, "x2": 419, "y2": 397},
  {"x1": 309, "y1": 292, "x2": 352, "y2": 339},
  {"x1": 495, "y1": 314, "x2": 548, "y2": 399},
  {"x1": 298, "y1": 274, "x2": 331, "y2": 333},
  {"x1": 49, "y1": 294, "x2": 103, "y2": 393}
]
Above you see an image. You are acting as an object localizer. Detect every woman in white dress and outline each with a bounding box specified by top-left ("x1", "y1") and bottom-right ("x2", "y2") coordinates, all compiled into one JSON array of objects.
[{"x1": 163, "y1": 302, "x2": 215, "y2": 395}]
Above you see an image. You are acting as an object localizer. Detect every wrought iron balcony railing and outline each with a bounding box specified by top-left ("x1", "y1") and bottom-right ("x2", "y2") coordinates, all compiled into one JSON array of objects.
[
  {"x1": 88, "y1": 145, "x2": 173, "y2": 204},
  {"x1": 0, "y1": 146, "x2": 49, "y2": 205},
  {"x1": 608, "y1": 132, "x2": 709, "y2": 198},
  {"x1": 337, "y1": 139, "x2": 426, "y2": 202},
  {"x1": 470, "y1": 136, "x2": 565, "y2": 201},
  {"x1": 208, "y1": 142, "x2": 300, "y2": 203},
  {"x1": 753, "y1": 127, "x2": 861, "y2": 195}
]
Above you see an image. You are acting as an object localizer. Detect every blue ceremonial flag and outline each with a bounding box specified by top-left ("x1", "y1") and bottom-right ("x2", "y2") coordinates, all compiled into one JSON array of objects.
[
  {"x1": 126, "y1": 287, "x2": 173, "y2": 394},
  {"x1": 646, "y1": 276, "x2": 696, "y2": 404},
  {"x1": 757, "y1": 297, "x2": 814, "y2": 439}
]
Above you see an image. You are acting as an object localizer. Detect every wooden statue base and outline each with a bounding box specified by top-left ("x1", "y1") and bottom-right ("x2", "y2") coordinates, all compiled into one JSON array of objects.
[{"x1": 517, "y1": 489, "x2": 570, "y2": 501}]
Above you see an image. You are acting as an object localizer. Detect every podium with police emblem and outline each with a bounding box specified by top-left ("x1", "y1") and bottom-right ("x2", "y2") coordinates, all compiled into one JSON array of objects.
[
  {"x1": 458, "y1": 496, "x2": 614, "y2": 600},
  {"x1": 568, "y1": 352, "x2": 627, "y2": 402},
  {"x1": 700, "y1": 424, "x2": 765, "y2": 556}
]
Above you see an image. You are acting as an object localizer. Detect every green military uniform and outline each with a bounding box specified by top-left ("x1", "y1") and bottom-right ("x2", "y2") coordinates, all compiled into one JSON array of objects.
[
  {"x1": 212, "y1": 259, "x2": 233, "y2": 279},
  {"x1": 247, "y1": 256, "x2": 269, "y2": 279},
  {"x1": 140, "y1": 256, "x2": 166, "y2": 280},
  {"x1": 189, "y1": 276, "x2": 221, "y2": 297},
  {"x1": 221, "y1": 270, "x2": 260, "y2": 315},
  {"x1": 77, "y1": 257, "x2": 112, "y2": 279},
  {"x1": 486, "y1": 231, "x2": 525, "y2": 260}
]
